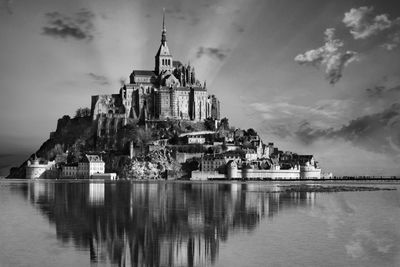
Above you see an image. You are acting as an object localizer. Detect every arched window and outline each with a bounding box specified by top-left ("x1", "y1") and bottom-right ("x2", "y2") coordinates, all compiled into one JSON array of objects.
[
  {"x1": 162, "y1": 59, "x2": 164, "y2": 65},
  {"x1": 168, "y1": 59, "x2": 171, "y2": 65}
]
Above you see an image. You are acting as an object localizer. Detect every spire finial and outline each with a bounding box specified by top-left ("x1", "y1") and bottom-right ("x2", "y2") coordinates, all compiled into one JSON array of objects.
[
  {"x1": 162, "y1": 8, "x2": 166, "y2": 30},
  {"x1": 161, "y1": 8, "x2": 167, "y2": 44}
]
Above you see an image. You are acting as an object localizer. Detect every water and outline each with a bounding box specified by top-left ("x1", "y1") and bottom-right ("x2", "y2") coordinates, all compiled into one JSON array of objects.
[{"x1": 0, "y1": 180, "x2": 399, "y2": 267}]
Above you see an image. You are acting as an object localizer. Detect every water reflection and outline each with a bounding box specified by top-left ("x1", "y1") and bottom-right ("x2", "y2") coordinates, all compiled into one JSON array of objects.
[{"x1": 21, "y1": 182, "x2": 316, "y2": 266}]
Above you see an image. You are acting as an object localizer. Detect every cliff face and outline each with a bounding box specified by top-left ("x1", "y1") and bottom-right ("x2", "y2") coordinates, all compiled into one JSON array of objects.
[
  {"x1": 121, "y1": 149, "x2": 181, "y2": 179},
  {"x1": 7, "y1": 110, "x2": 219, "y2": 179},
  {"x1": 7, "y1": 115, "x2": 96, "y2": 178}
]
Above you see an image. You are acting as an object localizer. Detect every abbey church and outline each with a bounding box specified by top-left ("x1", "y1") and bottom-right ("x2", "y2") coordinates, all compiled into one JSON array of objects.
[{"x1": 91, "y1": 13, "x2": 220, "y2": 139}]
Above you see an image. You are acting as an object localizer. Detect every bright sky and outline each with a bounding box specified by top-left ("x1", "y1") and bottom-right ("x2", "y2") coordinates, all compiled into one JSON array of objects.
[{"x1": 1, "y1": 0, "x2": 400, "y2": 176}]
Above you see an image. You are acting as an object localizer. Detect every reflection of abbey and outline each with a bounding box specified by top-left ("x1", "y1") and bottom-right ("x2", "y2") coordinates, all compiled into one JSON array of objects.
[{"x1": 91, "y1": 13, "x2": 220, "y2": 135}]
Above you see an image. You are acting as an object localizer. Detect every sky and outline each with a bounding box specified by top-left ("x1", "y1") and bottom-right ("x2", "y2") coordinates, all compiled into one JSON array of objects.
[{"x1": 0, "y1": 0, "x2": 400, "y2": 176}]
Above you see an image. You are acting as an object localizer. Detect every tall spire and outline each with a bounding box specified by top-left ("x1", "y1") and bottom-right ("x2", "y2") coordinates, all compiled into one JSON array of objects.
[{"x1": 161, "y1": 8, "x2": 167, "y2": 45}]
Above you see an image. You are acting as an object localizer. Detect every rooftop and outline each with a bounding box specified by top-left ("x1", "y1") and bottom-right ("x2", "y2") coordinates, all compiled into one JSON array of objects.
[
  {"x1": 179, "y1": 131, "x2": 216, "y2": 137},
  {"x1": 131, "y1": 70, "x2": 156, "y2": 76}
]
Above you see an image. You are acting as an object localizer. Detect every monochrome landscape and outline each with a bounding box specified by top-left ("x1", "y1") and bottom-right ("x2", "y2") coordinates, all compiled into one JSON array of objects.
[{"x1": 0, "y1": 0, "x2": 400, "y2": 266}]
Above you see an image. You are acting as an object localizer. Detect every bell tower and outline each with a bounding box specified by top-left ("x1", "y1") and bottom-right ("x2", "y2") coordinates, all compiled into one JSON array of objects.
[{"x1": 155, "y1": 9, "x2": 173, "y2": 75}]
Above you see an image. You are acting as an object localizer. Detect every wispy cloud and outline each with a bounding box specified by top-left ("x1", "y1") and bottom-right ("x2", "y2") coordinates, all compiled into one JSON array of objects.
[
  {"x1": 343, "y1": 6, "x2": 392, "y2": 39},
  {"x1": 87, "y1": 73, "x2": 109, "y2": 85},
  {"x1": 249, "y1": 99, "x2": 352, "y2": 138},
  {"x1": 365, "y1": 84, "x2": 400, "y2": 98},
  {"x1": 196, "y1": 46, "x2": 230, "y2": 61},
  {"x1": 42, "y1": 9, "x2": 95, "y2": 41},
  {"x1": 343, "y1": 6, "x2": 400, "y2": 50},
  {"x1": 295, "y1": 103, "x2": 400, "y2": 156},
  {"x1": 295, "y1": 28, "x2": 358, "y2": 85}
]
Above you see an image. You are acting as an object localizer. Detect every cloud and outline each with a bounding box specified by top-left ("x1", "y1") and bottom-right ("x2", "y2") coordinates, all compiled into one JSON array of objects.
[
  {"x1": 196, "y1": 46, "x2": 230, "y2": 61},
  {"x1": 249, "y1": 99, "x2": 353, "y2": 141},
  {"x1": 343, "y1": 6, "x2": 400, "y2": 50},
  {"x1": 42, "y1": 9, "x2": 95, "y2": 41},
  {"x1": 87, "y1": 73, "x2": 109, "y2": 85},
  {"x1": 295, "y1": 103, "x2": 400, "y2": 156},
  {"x1": 382, "y1": 31, "x2": 400, "y2": 50},
  {"x1": 343, "y1": 6, "x2": 392, "y2": 39},
  {"x1": 365, "y1": 85, "x2": 386, "y2": 98},
  {"x1": 295, "y1": 28, "x2": 358, "y2": 84}
]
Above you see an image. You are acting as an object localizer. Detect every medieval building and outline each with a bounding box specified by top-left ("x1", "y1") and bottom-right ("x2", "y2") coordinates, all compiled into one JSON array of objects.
[{"x1": 91, "y1": 12, "x2": 220, "y2": 143}]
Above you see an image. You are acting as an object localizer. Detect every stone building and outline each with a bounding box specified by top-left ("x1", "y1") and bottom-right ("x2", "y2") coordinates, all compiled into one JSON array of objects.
[
  {"x1": 26, "y1": 155, "x2": 58, "y2": 179},
  {"x1": 61, "y1": 163, "x2": 78, "y2": 178},
  {"x1": 77, "y1": 154, "x2": 105, "y2": 179},
  {"x1": 91, "y1": 12, "x2": 220, "y2": 141}
]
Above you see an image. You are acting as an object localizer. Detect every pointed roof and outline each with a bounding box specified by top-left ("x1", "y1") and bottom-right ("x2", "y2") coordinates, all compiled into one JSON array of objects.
[
  {"x1": 156, "y1": 9, "x2": 172, "y2": 57},
  {"x1": 156, "y1": 43, "x2": 171, "y2": 57}
]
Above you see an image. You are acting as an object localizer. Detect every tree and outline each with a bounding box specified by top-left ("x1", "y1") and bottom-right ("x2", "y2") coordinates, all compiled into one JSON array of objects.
[
  {"x1": 246, "y1": 128, "x2": 257, "y2": 136},
  {"x1": 75, "y1": 107, "x2": 91, "y2": 118},
  {"x1": 204, "y1": 118, "x2": 215, "y2": 130}
]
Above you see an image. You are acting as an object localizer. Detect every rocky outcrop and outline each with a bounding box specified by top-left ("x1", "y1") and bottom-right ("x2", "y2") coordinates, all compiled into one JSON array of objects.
[
  {"x1": 7, "y1": 116, "x2": 95, "y2": 178},
  {"x1": 121, "y1": 149, "x2": 181, "y2": 179}
]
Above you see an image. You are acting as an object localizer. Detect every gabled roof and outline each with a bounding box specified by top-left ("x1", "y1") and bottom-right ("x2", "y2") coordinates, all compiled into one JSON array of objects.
[
  {"x1": 175, "y1": 87, "x2": 190, "y2": 91},
  {"x1": 191, "y1": 87, "x2": 206, "y2": 91},
  {"x1": 131, "y1": 70, "x2": 156, "y2": 76}
]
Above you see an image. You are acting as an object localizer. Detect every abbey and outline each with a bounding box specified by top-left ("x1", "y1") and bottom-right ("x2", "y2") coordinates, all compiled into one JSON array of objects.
[{"x1": 91, "y1": 13, "x2": 220, "y2": 135}]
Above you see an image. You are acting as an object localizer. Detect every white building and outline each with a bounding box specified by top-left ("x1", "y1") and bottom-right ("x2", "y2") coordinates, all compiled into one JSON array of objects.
[
  {"x1": 179, "y1": 131, "x2": 215, "y2": 145},
  {"x1": 26, "y1": 156, "x2": 57, "y2": 179},
  {"x1": 78, "y1": 154, "x2": 105, "y2": 179},
  {"x1": 244, "y1": 149, "x2": 258, "y2": 161}
]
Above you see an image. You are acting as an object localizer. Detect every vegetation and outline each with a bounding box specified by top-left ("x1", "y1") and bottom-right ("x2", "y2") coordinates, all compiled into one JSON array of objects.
[{"x1": 75, "y1": 107, "x2": 91, "y2": 118}]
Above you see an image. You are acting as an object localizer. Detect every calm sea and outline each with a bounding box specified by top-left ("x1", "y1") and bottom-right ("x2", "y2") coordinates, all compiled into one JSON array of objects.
[{"x1": 0, "y1": 180, "x2": 399, "y2": 267}]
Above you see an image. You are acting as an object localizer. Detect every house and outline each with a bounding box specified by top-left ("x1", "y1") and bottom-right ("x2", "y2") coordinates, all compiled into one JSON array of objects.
[
  {"x1": 61, "y1": 163, "x2": 78, "y2": 178},
  {"x1": 78, "y1": 154, "x2": 105, "y2": 179},
  {"x1": 201, "y1": 154, "x2": 226, "y2": 172},
  {"x1": 178, "y1": 131, "x2": 215, "y2": 144},
  {"x1": 244, "y1": 148, "x2": 258, "y2": 161}
]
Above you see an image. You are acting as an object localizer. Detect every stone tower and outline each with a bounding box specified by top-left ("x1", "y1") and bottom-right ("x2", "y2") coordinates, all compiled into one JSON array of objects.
[{"x1": 155, "y1": 10, "x2": 173, "y2": 75}]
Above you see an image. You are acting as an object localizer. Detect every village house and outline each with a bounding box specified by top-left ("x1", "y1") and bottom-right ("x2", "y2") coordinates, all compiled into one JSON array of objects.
[
  {"x1": 61, "y1": 163, "x2": 78, "y2": 178},
  {"x1": 78, "y1": 154, "x2": 105, "y2": 179}
]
